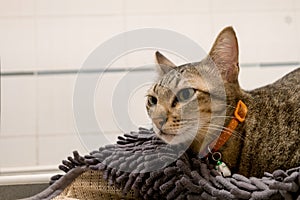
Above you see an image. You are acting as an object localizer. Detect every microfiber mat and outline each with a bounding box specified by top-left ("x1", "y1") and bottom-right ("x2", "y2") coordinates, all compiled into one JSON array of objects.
[{"x1": 24, "y1": 128, "x2": 300, "y2": 200}]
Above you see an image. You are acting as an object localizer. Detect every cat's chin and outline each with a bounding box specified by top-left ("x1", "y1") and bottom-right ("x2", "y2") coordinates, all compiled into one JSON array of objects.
[
  {"x1": 155, "y1": 129, "x2": 193, "y2": 145},
  {"x1": 157, "y1": 131, "x2": 178, "y2": 144}
]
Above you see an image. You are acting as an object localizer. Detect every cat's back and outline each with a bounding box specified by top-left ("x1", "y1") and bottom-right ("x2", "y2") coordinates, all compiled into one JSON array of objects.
[
  {"x1": 249, "y1": 67, "x2": 300, "y2": 102},
  {"x1": 271, "y1": 67, "x2": 300, "y2": 89},
  {"x1": 247, "y1": 67, "x2": 299, "y2": 129},
  {"x1": 240, "y1": 67, "x2": 300, "y2": 176}
]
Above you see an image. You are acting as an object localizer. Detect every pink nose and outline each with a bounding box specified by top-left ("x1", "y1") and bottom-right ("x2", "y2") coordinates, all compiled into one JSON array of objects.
[{"x1": 153, "y1": 116, "x2": 167, "y2": 129}]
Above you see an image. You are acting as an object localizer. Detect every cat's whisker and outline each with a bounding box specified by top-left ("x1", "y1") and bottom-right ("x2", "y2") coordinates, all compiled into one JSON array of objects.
[
  {"x1": 210, "y1": 115, "x2": 235, "y2": 120},
  {"x1": 172, "y1": 116, "x2": 256, "y2": 143},
  {"x1": 175, "y1": 123, "x2": 247, "y2": 145},
  {"x1": 210, "y1": 113, "x2": 258, "y2": 126},
  {"x1": 200, "y1": 125, "x2": 246, "y2": 142},
  {"x1": 210, "y1": 103, "x2": 237, "y2": 109},
  {"x1": 208, "y1": 124, "x2": 245, "y2": 138}
]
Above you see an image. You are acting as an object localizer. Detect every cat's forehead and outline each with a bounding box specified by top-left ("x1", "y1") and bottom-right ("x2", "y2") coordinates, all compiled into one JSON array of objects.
[{"x1": 151, "y1": 64, "x2": 208, "y2": 95}]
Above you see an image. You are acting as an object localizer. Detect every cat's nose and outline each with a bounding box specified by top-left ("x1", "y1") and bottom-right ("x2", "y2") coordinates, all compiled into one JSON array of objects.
[{"x1": 153, "y1": 116, "x2": 167, "y2": 129}]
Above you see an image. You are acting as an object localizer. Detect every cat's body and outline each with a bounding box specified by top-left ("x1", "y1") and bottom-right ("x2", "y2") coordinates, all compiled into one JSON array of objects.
[
  {"x1": 146, "y1": 27, "x2": 300, "y2": 177},
  {"x1": 221, "y1": 68, "x2": 300, "y2": 177}
]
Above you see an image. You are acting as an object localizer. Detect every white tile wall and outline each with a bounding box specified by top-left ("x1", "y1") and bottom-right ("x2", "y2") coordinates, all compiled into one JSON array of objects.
[
  {"x1": 239, "y1": 66, "x2": 299, "y2": 90},
  {"x1": 0, "y1": 0, "x2": 300, "y2": 174},
  {"x1": 212, "y1": 12, "x2": 299, "y2": 63},
  {"x1": 94, "y1": 71, "x2": 155, "y2": 134},
  {"x1": 0, "y1": 136, "x2": 36, "y2": 168},
  {"x1": 1, "y1": 76, "x2": 37, "y2": 136},
  {"x1": 38, "y1": 134, "x2": 86, "y2": 165},
  {"x1": 125, "y1": 71, "x2": 154, "y2": 129},
  {"x1": 168, "y1": 0, "x2": 212, "y2": 14},
  {"x1": 296, "y1": 0, "x2": 300, "y2": 11},
  {"x1": 36, "y1": 0, "x2": 124, "y2": 16},
  {"x1": 0, "y1": 18, "x2": 36, "y2": 71},
  {"x1": 37, "y1": 75, "x2": 76, "y2": 135},
  {"x1": 212, "y1": 0, "x2": 294, "y2": 12},
  {"x1": 124, "y1": 0, "x2": 173, "y2": 15},
  {"x1": 123, "y1": 50, "x2": 187, "y2": 72},
  {"x1": 165, "y1": 14, "x2": 214, "y2": 52},
  {"x1": 0, "y1": 0, "x2": 35, "y2": 17},
  {"x1": 76, "y1": 132, "x2": 120, "y2": 152},
  {"x1": 124, "y1": 0, "x2": 212, "y2": 14},
  {"x1": 36, "y1": 16, "x2": 125, "y2": 70},
  {"x1": 295, "y1": 13, "x2": 300, "y2": 60},
  {"x1": 125, "y1": 14, "x2": 214, "y2": 54},
  {"x1": 94, "y1": 72, "x2": 130, "y2": 133}
]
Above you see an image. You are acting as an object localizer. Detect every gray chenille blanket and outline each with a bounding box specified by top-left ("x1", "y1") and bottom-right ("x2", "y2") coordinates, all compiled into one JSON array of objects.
[{"x1": 25, "y1": 128, "x2": 300, "y2": 200}]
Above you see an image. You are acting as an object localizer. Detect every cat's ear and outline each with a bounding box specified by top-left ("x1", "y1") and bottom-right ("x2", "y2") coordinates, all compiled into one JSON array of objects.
[
  {"x1": 155, "y1": 51, "x2": 177, "y2": 76},
  {"x1": 208, "y1": 26, "x2": 239, "y2": 83}
]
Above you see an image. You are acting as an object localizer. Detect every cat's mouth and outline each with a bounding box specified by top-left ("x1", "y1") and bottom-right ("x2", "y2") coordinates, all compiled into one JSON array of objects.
[
  {"x1": 155, "y1": 129, "x2": 185, "y2": 144},
  {"x1": 158, "y1": 131, "x2": 177, "y2": 137}
]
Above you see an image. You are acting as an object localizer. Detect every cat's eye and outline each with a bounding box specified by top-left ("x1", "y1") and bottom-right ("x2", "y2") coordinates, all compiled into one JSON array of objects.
[
  {"x1": 147, "y1": 96, "x2": 157, "y2": 106},
  {"x1": 177, "y1": 88, "x2": 195, "y2": 102}
]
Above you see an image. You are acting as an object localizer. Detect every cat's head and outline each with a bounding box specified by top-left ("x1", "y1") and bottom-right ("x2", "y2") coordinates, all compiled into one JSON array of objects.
[{"x1": 146, "y1": 27, "x2": 241, "y2": 150}]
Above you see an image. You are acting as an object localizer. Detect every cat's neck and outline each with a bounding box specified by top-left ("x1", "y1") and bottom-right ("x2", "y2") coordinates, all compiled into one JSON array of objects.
[{"x1": 212, "y1": 90, "x2": 251, "y2": 171}]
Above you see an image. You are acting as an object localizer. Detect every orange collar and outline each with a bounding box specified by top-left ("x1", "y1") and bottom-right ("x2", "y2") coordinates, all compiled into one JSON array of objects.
[{"x1": 206, "y1": 100, "x2": 248, "y2": 155}]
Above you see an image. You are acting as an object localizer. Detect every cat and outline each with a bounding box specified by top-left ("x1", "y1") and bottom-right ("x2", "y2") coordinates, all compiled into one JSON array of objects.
[{"x1": 146, "y1": 26, "x2": 300, "y2": 177}]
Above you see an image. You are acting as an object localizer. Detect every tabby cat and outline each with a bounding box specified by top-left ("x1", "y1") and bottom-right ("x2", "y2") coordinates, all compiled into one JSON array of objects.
[{"x1": 146, "y1": 26, "x2": 300, "y2": 177}]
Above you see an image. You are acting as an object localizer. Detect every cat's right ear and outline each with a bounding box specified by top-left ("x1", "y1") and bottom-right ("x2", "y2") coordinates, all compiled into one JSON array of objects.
[
  {"x1": 155, "y1": 51, "x2": 177, "y2": 76},
  {"x1": 208, "y1": 26, "x2": 239, "y2": 83}
]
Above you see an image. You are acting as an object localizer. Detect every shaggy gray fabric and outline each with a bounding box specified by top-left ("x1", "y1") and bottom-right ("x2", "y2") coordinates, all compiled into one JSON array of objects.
[{"x1": 26, "y1": 128, "x2": 300, "y2": 200}]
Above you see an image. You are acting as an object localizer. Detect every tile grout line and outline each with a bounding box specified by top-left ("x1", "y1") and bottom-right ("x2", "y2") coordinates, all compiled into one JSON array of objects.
[
  {"x1": 1, "y1": 62, "x2": 300, "y2": 77},
  {"x1": 33, "y1": 0, "x2": 39, "y2": 166},
  {"x1": 0, "y1": 57, "x2": 2, "y2": 139}
]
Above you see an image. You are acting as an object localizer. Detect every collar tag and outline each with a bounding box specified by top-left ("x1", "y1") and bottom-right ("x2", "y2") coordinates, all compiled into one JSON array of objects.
[{"x1": 234, "y1": 100, "x2": 248, "y2": 123}]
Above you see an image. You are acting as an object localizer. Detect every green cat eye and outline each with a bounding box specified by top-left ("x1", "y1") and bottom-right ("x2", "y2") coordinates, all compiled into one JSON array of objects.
[
  {"x1": 147, "y1": 96, "x2": 157, "y2": 106},
  {"x1": 177, "y1": 88, "x2": 195, "y2": 102}
]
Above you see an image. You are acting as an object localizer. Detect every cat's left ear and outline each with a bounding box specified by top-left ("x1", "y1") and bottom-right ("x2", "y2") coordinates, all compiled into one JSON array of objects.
[
  {"x1": 155, "y1": 51, "x2": 177, "y2": 76},
  {"x1": 208, "y1": 26, "x2": 239, "y2": 83}
]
